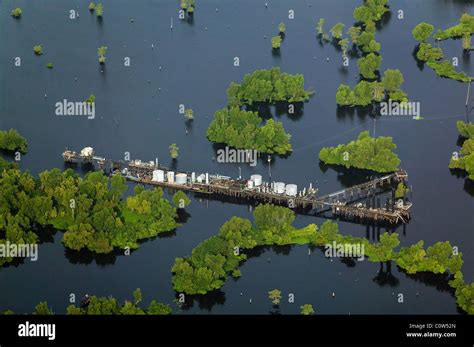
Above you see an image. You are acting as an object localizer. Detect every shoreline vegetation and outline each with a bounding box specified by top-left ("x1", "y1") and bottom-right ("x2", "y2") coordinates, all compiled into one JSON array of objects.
[
  {"x1": 318, "y1": 131, "x2": 401, "y2": 173},
  {"x1": 0, "y1": 161, "x2": 191, "y2": 266},
  {"x1": 2, "y1": 289, "x2": 172, "y2": 315},
  {"x1": 449, "y1": 121, "x2": 474, "y2": 180},
  {"x1": 412, "y1": 14, "x2": 474, "y2": 83},
  {"x1": 171, "y1": 204, "x2": 472, "y2": 314},
  {"x1": 207, "y1": 67, "x2": 312, "y2": 155},
  {"x1": 0, "y1": 129, "x2": 28, "y2": 154}
]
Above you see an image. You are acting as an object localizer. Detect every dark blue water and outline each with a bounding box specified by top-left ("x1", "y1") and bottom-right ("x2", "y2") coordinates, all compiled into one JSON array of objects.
[{"x1": 0, "y1": 0, "x2": 473, "y2": 314}]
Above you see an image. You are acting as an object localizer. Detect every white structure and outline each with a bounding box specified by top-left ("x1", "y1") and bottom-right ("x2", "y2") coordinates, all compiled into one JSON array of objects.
[
  {"x1": 191, "y1": 172, "x2": 196, "y2": 183},
  {"x1": 167, "y1": 171, "x2": 175, "y2": 183},
  {"x1": 285, "y1": 184, "x2": 298, "y2": 196},
  {"x1": 80, "y1": 147, "x2": 94, "y2": 157},
  {"x1": 152, "y1": 170, "x2": 165, "y2": 182},
  {"x1": 197, "y1": 174, "x2": 205, "y2": 183},
  {"x1": 247, "y1": 180, "x2": 254, "y2": 189},
  {"x1": 250, "y1": 174, "x2": 262, "y2": 187},
  {"x1": 205, "y1": 173, "x2": 209, "y2": 184},
  {"x1": 176, "y1": 173, "x2": 187, "y2": 185},
  {"x1": 274, "y1": 182, "x2": 285, "y2": 194}
]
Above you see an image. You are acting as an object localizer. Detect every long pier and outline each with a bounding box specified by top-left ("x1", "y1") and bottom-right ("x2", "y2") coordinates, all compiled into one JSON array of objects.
[{"x1": 63, "y1": 147, "x2": 412, "y2": 224}]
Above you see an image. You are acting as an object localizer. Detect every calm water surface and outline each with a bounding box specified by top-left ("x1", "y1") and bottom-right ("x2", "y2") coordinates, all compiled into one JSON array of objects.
[{"x1": 0, "y1": 0, "x2": 473, "y2": 314}]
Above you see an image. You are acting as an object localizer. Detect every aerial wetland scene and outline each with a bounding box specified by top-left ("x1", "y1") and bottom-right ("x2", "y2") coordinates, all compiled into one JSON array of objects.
[{"x1": 1, "y1": 0, "x2": 474, "y2": 319}]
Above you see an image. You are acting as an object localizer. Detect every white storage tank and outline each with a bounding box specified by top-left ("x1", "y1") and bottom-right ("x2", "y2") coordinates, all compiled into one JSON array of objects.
[
  {"x1": 274, "y1": 182, "x2": 285, "y2": 194},
  {"x1": 191, "y1": 172, "x2": 196, "y2": 183},
  {"x1": 152, "y1": 170, "x2": 165, "y2": 182},
  {"x1": 250, "y1": 174, "x2": 262, "y2": 186},
  {"x1": 247, "y1": 180, "x2": 254, "y2": 189},
  {"x1": 285, "y1": 184, "x2": 298, "y2": 196},
  {"x1": 176, "y1": 173, "x2": 187, "y2": 185},
  {"x1": 167, "y1": 171, "x2": 175, "y2": 183}
]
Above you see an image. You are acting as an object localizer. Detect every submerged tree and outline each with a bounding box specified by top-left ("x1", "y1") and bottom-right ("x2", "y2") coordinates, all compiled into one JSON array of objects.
[
  {"x1": 278, "y1": 22, "x2": 286, "y2": 33},
  {"x1": 300, "y1": 304, "x2": 315, "y2": 315},
  {"x1": 98, "y1": 46, "x2": 108, "y2": 64},
  {"x1": 96, "y1": 3, "x2": 103, "y2": 18},
  {"x1": 88, "y1": 2, "x2": 96, "y2": 11},
  {"x1": 184, "y1": 108, "x2": 194, "y2": 120},
  {"x1": 268, "y1": 289, "x2": 282, "y2": 306},
  {"x1": 316, "y1": 18, "x2": 325, "y2": 36},
  {"x1": 272, "y1": 35, "x2": 282, "y2": 49},
  {"x1": 33, "y1": 45, "x2": 44, "y2": 55},
  {"x1": 10, "y1": 8, "x2": 22, "y2": 18},
  {"x1": 172, "y1": 191, "x2": 191, "y2": 209},
  {"x1": 169, "y1": 143, "x2": 179, "y2": 159},
  {"x1": 330, "y1": 22, "x2": 345, "y2": 40}
]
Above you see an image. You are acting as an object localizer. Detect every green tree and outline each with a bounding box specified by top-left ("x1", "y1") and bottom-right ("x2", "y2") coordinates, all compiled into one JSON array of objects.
[
  {"x1": 33, "y1": 45, "x2": 44, "y2": 55},
  {"x1": 268, "y1": 289, "x2": 282, "y2": 305},
  {"x1": 89, "y1": 2, "x2": 96, "y2": 11},
  {"x1": 33, "y1": 302, "x2": 53, "y2": 315},
  {"x1": 96, "y1": 3, "x2": 104, "y2": 17},
  {"x1": 169, "y1": 143, "x2": 179, "y2": 159},
  {"x1": 382, "y1": 69, "x2": 404, "y2": 92},
  {"x1": 316, "y1": 18, "x2": 325, "y2": 36},
  {"x1": 347, "y1": 26, "x2": 361, "y2": 45},
  {"x1": 272, "y1": 35, "x2": 282, "y2": 49},
  {"x1": 147, "y1": 301, "x2": 172, "y2": 315},
  {"x1": 98, "y1": 46, "x2": 108, "y2": 64},
  {"x1": 278, "y1": 22, "x2": 286, "y2": 33},
  {"x1": 11, "y1": 8, "x2": 22, "y2": 18},
  {"x1": 133, "y1": 288, "x2": 142, "y2": 305},
  {"x1": 172, "y1": 191, "x2": 191, "y2": 209},
  {"x1": 184, "y1": 108, "x2": 194, "y2": 120},
  {"x1": 330, "y1": 22, "x2": 345, "y2": 40},
  {"x1": 412, "y1": 23, "x2": 435, "y2": 43},
  {"x1": 357, "y1": 53, "x2": 382, "y2": 79},
  {"x1": 300, "y1": 304, "x2": 315, "y2": 315}
]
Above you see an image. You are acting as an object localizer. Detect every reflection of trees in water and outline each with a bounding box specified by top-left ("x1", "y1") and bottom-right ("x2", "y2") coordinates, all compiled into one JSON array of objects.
[
  {"x1": 178, "y1": 289, "x2": 226, "y2": 311},
  {"x1": 176, "y1": 210, "x2": 191, "y2": 224},
  {"x1": 372, "y1": 261, "x2": 399, "y2": 287},
  {"x1": 449, "y1": 167, "x2": 474, "y2": 197},
  {"x1": 65, "y1": 247, "x2": 120, "y2": 266},
  {"x1": 399, "y1": 267, "x2": 455, "y2": 295},
  {"x1": 245, "y1": 101, "x2": 305, "y2": 122},
  {"x1": 411, "y1": 44, "x2": 425, "y2": 71},
  {"x1": 336, "y1": 104, "x2": 373, "y2": 122}
]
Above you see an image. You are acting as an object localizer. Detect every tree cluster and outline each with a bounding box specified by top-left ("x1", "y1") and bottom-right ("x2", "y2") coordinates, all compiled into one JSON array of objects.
[
  {"x1": 207, "y1": 107, "x2": 292, "y2": 155},
  {"x1": 319, "y1": 131, "x2": 401, "y2": 173},
  {"x1": 0, "y1": 129, "x2": 28, "y2": 153},
  {"x1": 449, "y1": 121, "x2": 474, "y2": 180},
  {"x1": 226, "y1": 67, "x2": 311, "y2": 107}
]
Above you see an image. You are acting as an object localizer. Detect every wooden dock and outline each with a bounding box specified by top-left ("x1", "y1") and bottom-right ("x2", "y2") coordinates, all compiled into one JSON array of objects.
[{"x1": 63, "y1": 148, "x2": 412, "y2": 224}]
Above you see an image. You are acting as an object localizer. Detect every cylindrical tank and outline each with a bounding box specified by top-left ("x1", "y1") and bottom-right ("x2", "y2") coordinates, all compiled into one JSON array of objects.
[
  {"x1": 152, "y1": 170, "x2": 165, "y2": 182},
  {"x1": 191, "y1": 172, "x2": 196, "y2": 183},
  {"x1": 274, "y1": 182, "x2": 285, "y2": 194},
  {"x1": 250, "y1": 174, "x2": 262, "y2": 186},
  {"x1": 205, "y1": 173, "x2": 209, "y2": 184},
  {"x1": 285, "y1": 184, "x2": 298, "y2": 196},
  {"x1": 176, "y1": 173, "x2": 187, "y2": 185},
  {"x1": 197, "y1": 174, "x2": 205, "y2": 183},
  {"x1": 247, "y1": 180, "x2": 254, "y2": 189},
  {"x1": 167, "y1": 171, "x2": 175, "y2": 183}
]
